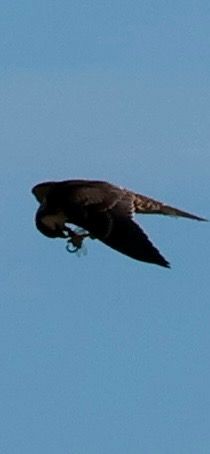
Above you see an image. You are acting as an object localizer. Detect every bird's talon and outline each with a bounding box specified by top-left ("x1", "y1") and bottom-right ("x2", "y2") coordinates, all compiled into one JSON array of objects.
[
  {"x1": 65, "y1": 231, "x2": 87, "y2": 254},
  {"x1": 66, "y1": 242, "x2": 79, "y2": 253}
]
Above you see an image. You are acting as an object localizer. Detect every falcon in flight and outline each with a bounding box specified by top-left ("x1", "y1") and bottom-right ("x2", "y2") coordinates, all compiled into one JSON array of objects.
[{"x1": 32, "y1": 179, "x2": 207, "y2": 268}]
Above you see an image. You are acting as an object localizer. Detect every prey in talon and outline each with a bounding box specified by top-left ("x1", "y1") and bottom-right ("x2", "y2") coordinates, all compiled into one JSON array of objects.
[{"x1": 65, "y1": 227, "x2": 90, "y2": 254}]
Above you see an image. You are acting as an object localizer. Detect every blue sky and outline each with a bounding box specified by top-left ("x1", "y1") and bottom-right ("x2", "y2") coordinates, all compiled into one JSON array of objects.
[{"x1": 1, "y1": 1, "x2": 210, "y2": 453}]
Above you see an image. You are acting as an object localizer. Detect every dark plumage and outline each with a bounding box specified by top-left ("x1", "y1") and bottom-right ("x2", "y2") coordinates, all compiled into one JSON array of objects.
[{"x1": 32, "y1": 179, "x2": 207, "y2": 268}]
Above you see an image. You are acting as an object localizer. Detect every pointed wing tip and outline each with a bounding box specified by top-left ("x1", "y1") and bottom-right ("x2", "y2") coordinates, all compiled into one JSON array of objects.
[
  {"x1": 165, "y1": 261, "x2": 171, "y2": 269},
  {"x1": 31, "y1": 182, "x2": 54, "y2": 203},
  {"x1": 158, "y1": 258, "x2": 171, "y2": 269},
  {"x1": 185, "y1": 213, "x2": 208, "y2": 222},
  {"x1": 189, "y1": 213, "x2": 208, "y2": 222},
  {"x1": 198, "y1": 217, "x2": 209, "y2": 222}
]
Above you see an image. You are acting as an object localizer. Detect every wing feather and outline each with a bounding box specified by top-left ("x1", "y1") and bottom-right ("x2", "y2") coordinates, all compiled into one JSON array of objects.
[
  {"x1": 100, "y1": 215, "x2": 170, "y2": 267},
  {"x1": 82, "y1": 196, "x2": 170, "y2": 267}
]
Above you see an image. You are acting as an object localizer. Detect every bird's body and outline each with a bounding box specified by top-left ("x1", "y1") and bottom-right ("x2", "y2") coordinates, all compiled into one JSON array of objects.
[{"x1": 32, "y1": 179, "x2": 207, "y2": 268}]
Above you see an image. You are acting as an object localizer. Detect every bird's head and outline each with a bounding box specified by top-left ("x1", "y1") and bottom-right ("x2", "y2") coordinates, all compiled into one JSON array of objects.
[{"x1": 34, "y1": 204, "x2": 68, "y2": 238}]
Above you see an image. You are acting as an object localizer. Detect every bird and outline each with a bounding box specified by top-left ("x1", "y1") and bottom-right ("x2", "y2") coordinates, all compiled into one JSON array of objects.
[{"x1": 32, "y1": 179, "x2": 207, "y2": 268}]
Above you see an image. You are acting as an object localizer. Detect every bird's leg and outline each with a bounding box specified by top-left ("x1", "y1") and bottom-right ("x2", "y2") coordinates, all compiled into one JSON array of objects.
[{"x1": 62, "y1": 225, "x2": 75, "y2": 238}]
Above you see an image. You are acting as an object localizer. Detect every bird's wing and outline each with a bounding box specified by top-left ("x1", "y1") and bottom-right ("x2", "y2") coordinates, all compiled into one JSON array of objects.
[
  {"x1": 100, "y1": 214, "x2": 170, "y2": 267},
  {"x1": 79, "y1": 191, "x2": 170, "y2": 268},
  {"x1": 32, "y1": 180, "x2": 122, "y2": 209},
  {"x1": 102, "y1": 195, "x2": 170, "y2": 267},
  {"x1": 63, "y1": 180, "x2": 123, "y2": 211},
  {"x1": 32, "y1": 182, "x2": 54, "y2": 203}
]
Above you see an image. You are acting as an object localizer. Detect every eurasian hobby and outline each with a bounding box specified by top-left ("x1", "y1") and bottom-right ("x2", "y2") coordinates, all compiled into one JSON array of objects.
[{"x1": 32, "y1": 179, "x2": 207, "y2": 268}]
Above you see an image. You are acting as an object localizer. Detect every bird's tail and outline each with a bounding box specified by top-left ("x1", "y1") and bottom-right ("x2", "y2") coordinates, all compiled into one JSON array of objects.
[{"x1": 134, "y1": 193, "x2": 207, "y2": 221}]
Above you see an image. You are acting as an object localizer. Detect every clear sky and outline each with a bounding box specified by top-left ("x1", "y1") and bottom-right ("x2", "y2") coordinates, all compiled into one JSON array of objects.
[{"x1": 1, "y1": 1, "x2": 210, "y2": 453}]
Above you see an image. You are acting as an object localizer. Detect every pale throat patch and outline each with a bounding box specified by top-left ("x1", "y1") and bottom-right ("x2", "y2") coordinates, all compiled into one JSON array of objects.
[{"x1": 41, "y1": 212, "x2": 67, "y2": 231}]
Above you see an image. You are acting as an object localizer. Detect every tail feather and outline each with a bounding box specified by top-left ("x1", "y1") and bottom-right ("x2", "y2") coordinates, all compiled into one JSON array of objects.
[
  {"x1": 153, "y1": 204, "x2": 207, "y2": 221},
  {"x1": 134, "y1": 194, "x2": 208, "y2": 221}
]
